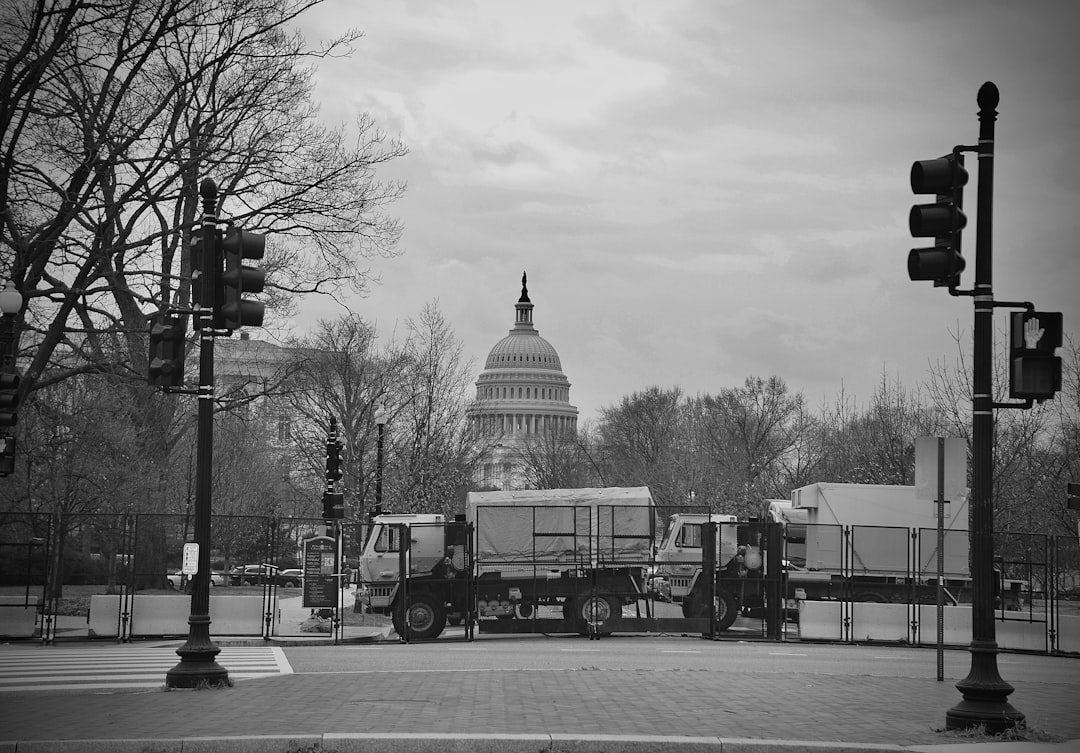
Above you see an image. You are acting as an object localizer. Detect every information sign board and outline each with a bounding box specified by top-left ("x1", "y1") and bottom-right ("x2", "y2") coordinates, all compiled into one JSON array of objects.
[{"x1": 302, "y1": 536, "x2": 338, "y2": 609}]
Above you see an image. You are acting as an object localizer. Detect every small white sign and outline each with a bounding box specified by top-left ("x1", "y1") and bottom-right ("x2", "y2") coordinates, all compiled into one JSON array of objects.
[
  {"x1": 182, "y1": 542, "x2": 199, "y2": 575},
  {"x1": 915, "y1": 436, "x2": 967, "y2": 501}
]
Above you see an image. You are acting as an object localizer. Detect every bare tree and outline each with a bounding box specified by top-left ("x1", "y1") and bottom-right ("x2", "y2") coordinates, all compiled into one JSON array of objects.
[
  {"x1": 596, "y1": 386, "x2": 689, "y2": 513},
  {"x1": 0, "y1": 0, "x2": 406, "y2": 520},
  {"x1": 384, "y1": 303, "x2": 486, "y2": 518},
  {"x1": 513, "y1": 428, "x2": 600, "y2": 490},
  {"x1": 699, "y1": 376, "x2": 803, "y2": 516},
  {"x1": 285, "y1": 314, "x2": 406, "y2": 522}
]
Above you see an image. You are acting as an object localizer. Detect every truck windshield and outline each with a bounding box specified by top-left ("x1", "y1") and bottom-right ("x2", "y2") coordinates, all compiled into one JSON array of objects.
[
  {"x1": 659, "y1": 518, "x2": 703, "y2": 550},
  {"x1": 373, "y1": 524, "x2": 403, "y2": 553},
  {"x1": 677, "y1": 523, "x2": 703, "y2": 548}
]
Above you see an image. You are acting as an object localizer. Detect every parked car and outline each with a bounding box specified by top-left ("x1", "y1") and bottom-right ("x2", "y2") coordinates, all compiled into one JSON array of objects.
[
  {"x1": 165, "y1": 570, "x2": 225, "y2": 590},
  {"x1": 229, "y1": 563, "x2": 281, "y2": 586},
  {"x1": 278, "y1": 569, "x2": 303, "y2": 588}
]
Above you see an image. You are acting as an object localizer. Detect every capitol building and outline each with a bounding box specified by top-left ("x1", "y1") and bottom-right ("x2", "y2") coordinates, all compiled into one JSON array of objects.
[{"x1": 469, "y1": 273, "x2": 579, "y2": 490}]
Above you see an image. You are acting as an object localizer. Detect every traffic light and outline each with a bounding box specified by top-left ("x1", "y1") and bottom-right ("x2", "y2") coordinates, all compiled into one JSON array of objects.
[
  {"x1": 322, "y1": 491, "x2": 344, "y2": 520},
  {"x1": 190, "y1": 229, "x2": 222, "y2": 330},
  {"x1": 0, "y1": 370, "x2": 19, "y2": 427},
  {"x1": 326, "y1": 438, "x2": 343, "y2": 483},
  {"x1": 219, "y1": 226, "x2": 265, "y2": 330},
  {"x1": 148, "y1": 315, "x2": 186, "y2": 388},
  {"x1": 1067, "y1": 483, "x2": 1080, "y2": 511},
  {"x1": 0, "y1": 434, "x2": 14, "y2": 477},
  {"x1": 908, "y1": 154, "x2": 968, "y2": 287},
  {"x1": 1009, "y1": 310, "x2": 1062, "y2": 402}
]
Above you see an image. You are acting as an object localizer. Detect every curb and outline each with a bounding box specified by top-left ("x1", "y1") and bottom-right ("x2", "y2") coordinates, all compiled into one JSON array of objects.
[
  {"x1": 7, "y1": 735, "x2": 1077, "y2": 753},
  {"x1": 0, "y1": 735, "x2": 909, "y2": 753}
]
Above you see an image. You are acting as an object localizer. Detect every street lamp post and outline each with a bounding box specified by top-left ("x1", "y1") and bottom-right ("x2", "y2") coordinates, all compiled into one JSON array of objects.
[{"x1": 166, "y1": 179, "x2": 230, "y2": 689}]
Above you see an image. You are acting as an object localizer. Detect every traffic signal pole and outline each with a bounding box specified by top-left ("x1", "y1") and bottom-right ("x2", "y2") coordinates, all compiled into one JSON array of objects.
[
  {"x1": 166, "y1": 178, "x2": 230, "y2": 689},
  {"x1": 945, "y1": 82, "x2": 1023, "y2": 732}
]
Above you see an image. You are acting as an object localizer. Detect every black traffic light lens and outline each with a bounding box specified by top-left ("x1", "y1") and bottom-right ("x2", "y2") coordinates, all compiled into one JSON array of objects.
[
  {"x1": 909, "y1": 204, "x2": 967, "y2": 237},
  {"x1": 908, "y1": 247, "x2": 965, "y2": 282},
  {"x1": 911, "y1": 158, "x2": 969, "y2": 194}
]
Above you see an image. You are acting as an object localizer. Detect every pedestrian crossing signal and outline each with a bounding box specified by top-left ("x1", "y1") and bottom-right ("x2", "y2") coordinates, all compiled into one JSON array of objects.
[{"x1": 1009, "y1": 311, "x2": 1062, "y2": 402}]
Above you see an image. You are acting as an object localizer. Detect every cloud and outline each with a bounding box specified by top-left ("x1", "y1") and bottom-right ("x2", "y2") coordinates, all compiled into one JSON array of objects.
[{"x1": 292, "y1": 0, "x2": 1080, "y2": 424}]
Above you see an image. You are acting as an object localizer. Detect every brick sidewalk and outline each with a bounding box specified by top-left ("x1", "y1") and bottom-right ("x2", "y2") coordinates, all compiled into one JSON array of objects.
[{"x1": 3, "y1": 665, "x2": 1079, "y2": 747}]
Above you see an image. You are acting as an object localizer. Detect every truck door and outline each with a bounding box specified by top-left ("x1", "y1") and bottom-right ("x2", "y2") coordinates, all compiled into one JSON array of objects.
[{"x1": 362, "y1": 523, "x2": 404, "y2": 583}]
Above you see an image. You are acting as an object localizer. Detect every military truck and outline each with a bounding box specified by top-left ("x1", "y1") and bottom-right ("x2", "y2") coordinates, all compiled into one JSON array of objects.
[{"x1": 359, "y1": 487, "x2": 656, "y2": 639}]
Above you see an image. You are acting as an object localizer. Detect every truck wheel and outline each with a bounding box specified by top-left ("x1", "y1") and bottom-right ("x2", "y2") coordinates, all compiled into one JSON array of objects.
[
  {"x1": 396, "y1": 595, "x2": 446, "y2": 640},
  {"x1": 569, "y1": 595, "x2": 620, "y2": 633},
  {"x1": 682, "y1": 589, "x2": 738, "y2": 631}
]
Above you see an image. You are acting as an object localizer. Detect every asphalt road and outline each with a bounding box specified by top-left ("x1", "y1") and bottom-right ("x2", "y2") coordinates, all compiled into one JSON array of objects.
[{"x1": 282, "y1": 630, "x2": 1077, "y2": 687}]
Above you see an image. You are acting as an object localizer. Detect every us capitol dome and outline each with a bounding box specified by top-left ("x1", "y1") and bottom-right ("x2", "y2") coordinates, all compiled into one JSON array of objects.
[{"x1": 469, "y1": 272, "x2": 579, "y2": 489}]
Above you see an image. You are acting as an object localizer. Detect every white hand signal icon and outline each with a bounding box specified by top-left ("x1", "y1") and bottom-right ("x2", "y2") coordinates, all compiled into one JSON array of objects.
[{"x1": 1023, "y1": 317, "x2": 1044, "y2": 349}]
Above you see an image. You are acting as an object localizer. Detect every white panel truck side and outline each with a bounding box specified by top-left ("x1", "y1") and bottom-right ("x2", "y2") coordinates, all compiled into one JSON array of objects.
[{"x1": 359, "y1": 487, "x2": 657, "y2": 639}]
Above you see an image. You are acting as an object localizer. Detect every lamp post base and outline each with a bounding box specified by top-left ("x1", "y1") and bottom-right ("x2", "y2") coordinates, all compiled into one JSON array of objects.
[
  {"x1": 946, "y1": 641, "x2": 1025, "y2": 733},
  {"x1": 164, "y1": 614, "x2": 231, "y2": 689},
  {"x1": 946, "y1": 698, "x2": 1026, "y2": 734}
]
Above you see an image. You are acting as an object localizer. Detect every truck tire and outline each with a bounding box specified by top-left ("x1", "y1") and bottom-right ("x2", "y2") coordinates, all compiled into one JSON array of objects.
[
  {"x1": 682, "y1": 589, "x2": 739, "y2": 631},
  {"x1": 566, "y1": 595, "x2": 620, "y2": 634},
  {"x1": 394, "y1": 594, "x2": 446, "y2": 640}
]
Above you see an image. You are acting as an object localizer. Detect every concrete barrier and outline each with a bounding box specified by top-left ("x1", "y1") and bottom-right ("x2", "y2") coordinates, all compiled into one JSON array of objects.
[
  {"x1": 88, "y1": 594, "x2": 271, "y2": 638},
  {"x1": 800, "y1": 600, "x2": 1080, "y2": 654},
  {"x1": 850, "y1": 602, "x2": 908, "y2": 642},
  {"x1": 796, "y1": 600, "x2": 842, "y2": 640},
  {"x1": 0, "y1": 595, "x2": 39, "y2": 638},
  {"x1": 799, "y1": 601, "x2": 913, "y2": 643},
  {"x1": 1056, "y1": 612, "x2": 1080, "y2": 654}
]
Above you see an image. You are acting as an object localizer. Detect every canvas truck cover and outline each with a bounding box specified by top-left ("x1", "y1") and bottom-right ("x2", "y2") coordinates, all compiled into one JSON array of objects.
[
  {"x1": 790, "y1": 483, "x2": 969, "y2": 577},
  {"x1": 466, "y1": 487, "x2": 656, "y2": 568}
]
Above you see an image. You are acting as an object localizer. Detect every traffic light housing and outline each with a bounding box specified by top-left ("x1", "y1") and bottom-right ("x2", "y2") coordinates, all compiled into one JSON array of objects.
[
  {"x1": 1068, "y1": 483, "x2": 1080, "y2": 511},
  {"x1": 326, "y1": 438, "x2": 343, "y2": 483},
  {"x1": 219, "y1": 226, "x2": 265, "y2": 331},
  {"x1": 1009, "y1": 311, "x2": 1062, "y2": 402},
  {"x1": 322, "y1": 491, "x2": 344, "y2": 520},
  {"x1": 908, "y1": 154, "x2": 968, "y2": 287},
  {"x1": 148, "y1": 315, "x2": 186, "y2": 388},
  {"x1": 0, "y1": 370, "x2": 19, "y2": 427},
  {"x1": 190, "y1": 230, "x2": 223, "y2": 330},
  {"x1": 0, "y1": 434, "x2": 14, "y2": 477}
]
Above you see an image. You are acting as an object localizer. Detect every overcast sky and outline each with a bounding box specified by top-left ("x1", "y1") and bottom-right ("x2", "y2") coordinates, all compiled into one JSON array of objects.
[{"x1": 287, "y1": 1, "x2": 1080, "y2": 425}]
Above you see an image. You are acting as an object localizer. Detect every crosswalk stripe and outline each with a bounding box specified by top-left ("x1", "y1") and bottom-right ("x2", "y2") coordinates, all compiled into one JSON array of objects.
[{"x1": 0, "y1": 646, "x2": 291, "y2": 692}]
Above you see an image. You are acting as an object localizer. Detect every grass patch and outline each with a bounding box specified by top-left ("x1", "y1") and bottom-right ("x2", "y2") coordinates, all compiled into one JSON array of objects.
[{"x1": 936, "y1": 722, "x2": 1061, "y2": 743}]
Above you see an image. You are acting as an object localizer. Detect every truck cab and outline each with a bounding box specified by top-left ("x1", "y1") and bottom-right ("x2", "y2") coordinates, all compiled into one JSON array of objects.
[{"x1": 654, "y1": 513, "x2": 741, "y2": 602}]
